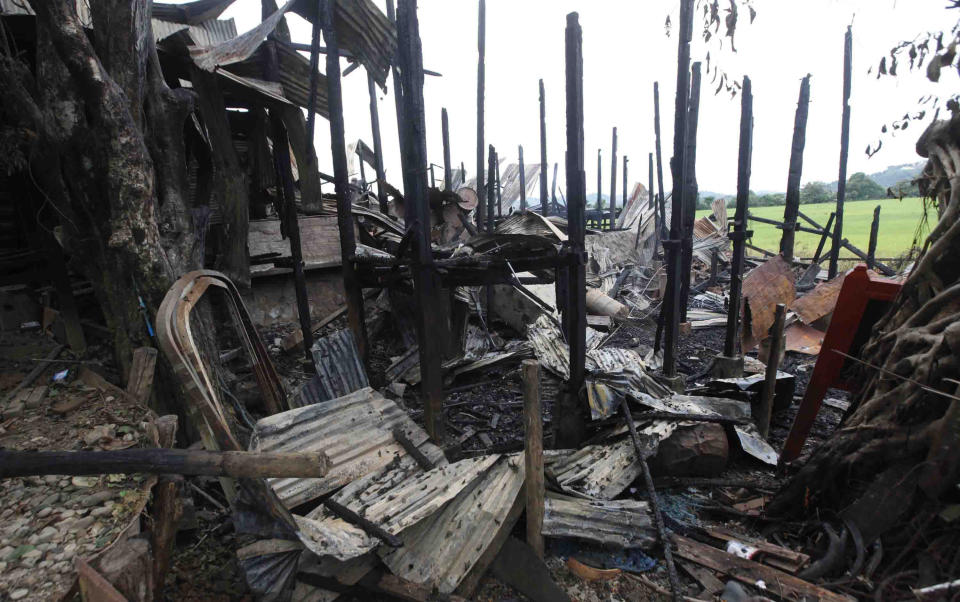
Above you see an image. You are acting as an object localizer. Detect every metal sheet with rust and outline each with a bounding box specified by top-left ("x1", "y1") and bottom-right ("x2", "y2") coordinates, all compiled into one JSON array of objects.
[
  {"x1": 784, "y1": 322, "x2": 824, "y2": 355},
  {"x1": 741, "y1": 255, "x2": 796, "y2": 351},
  {"x1": 789, "y1": 272, "x2": 847, "y2": 325}
]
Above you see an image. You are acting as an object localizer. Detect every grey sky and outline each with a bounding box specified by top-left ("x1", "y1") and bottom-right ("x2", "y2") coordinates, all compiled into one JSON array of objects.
[{"x1": 220, "y1": 0, "x2": 955, "y2": 197}]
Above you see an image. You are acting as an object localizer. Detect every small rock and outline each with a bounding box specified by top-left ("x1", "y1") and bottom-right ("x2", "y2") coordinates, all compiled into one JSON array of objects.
[
  {"x1": 71, "y1": 476, "x2": 98, "y2": 488},
  {"x1": 90, "y1": 506, "x2": 112, "y2": 517},
  {"x1": 0, "y1": 545, "x2": 13, "y2": 559},
  {"x1": 70, "y1": 516, "x2": 95, "y2": 532},
  {"x1": 37, "y1": 507, "x2": 52, "y2": 518},
  {"x1": 60, "y1": 509, "x2": 75, "y2": 519},
  {"x1": 5, "y1": 401, "x2": 25, "y2": 416},
  {"x1": 36, "y1": 526, "x2": 58, "y2": 544},
  {"x1": 10, "y1": 589, "x2": 28, "y2": 600},
  {"x1": 41, "y1": 493, "x2": 60, "y2": 506},
  {"x1": 81, "y1": 490, "x2": 114, "y2": 507}
]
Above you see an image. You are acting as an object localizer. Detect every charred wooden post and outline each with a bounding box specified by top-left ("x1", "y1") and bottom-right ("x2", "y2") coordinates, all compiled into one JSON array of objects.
[
  {"x1": 396, "y1": 0, "x2": 445, "y2": 440},
  {"x1": 653, "y1": 82, "x2": 667, "y2": 240},
  {"x1": 798, "y1": 211, "x2": 896, "y2": 275},
  {"x1": 559, "y1": 11, "x2": 587, "y2": 447},
  {"x1": 441, "y1": 107, "x2": 452, "y2": 191},
  {"x1": 0, "y1": 449, "x2": 331, "y2": 479},
  {"x1": 550, "y1": 162, "x2": 559, "y2": 214},
  {"x1": 539, "y1": 79, "x2": 549, "y2": 216},
  {"x1": 494, "y1": 149, "x2": 503, "y2": 218},
  {"x1": 518, "y1": 145, "x2": 527, "y2": 211},
  {"x1": 621, "y1": 403, "x2": 681, "y2": 600},
  {"x1": 647, "y1": 153, "x2": 654, "y2": 209},
  {"x1": 708, "y1": 250, "x2": 719, "y2": 287},
  {"x1": 780, "y1": 75, "x2": 811, "y2": 265},
  {"x1": 358, "y1": 148, "x2": 369, "y2": 191},
  {"x1": 811, "y1": 212, "x2": 836, "y2": 264},
  {"x1": 867, "y1": 205, "x2": 881, "y2": 269},
  {"x1": 386, "y1": 1, "x2": 404, "y2": 129},
  {"x1": 758, "y1": 303, "x2": 786, "y2": 438},
  {"x1": 623, "y1": 155, "x2": 629, "y2": 213},
  {"x1": 596, "y1": 148, "x2": 603, "y2": 226},
  {"x1": 609, "y1": 126, "x2": 618, "y2": 229},
  {"x1": 368, "y1": 74, "x2": 389, "y2": 213},
  {"x1": 487, "y1": 145, "x2": 496, "y2": 231},
  {"x1": 268, "y1": 39, "x2": 315, "y2": 367},
  {"x1": 661, "y1": 0, "x2": 694, "y2": 384},
  {"x1": 429, "y1": 164, "x2": 436, "y2": 189},
  {"x1": 476, "y1": 0, "x2": 486, "y2": 229},
  {"x1": 522, "y1": 359, "x2": 545, "y2": 559},
  {"x1": 830, "y1": 27, "x2": 853, "y2": 280},
  {"x1": 720, "y1": 76, "x2": 754, "y2": 368},
  {"x1": 678, "y1": 62, "x2": 702, "y2": 322},
  {"x1": 322, "y1": 2, "x2": 368, "y2": 364}
]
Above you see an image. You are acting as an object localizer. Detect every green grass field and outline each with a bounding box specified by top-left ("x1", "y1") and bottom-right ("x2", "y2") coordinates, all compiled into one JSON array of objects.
[{"x1": 696, "y1": 197, "x2": 930, "y2": 260}]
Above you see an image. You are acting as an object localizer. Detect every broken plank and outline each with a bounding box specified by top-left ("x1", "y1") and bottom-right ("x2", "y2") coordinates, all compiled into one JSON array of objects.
[
  {"x1": 126, "y1": 347, "x2": 158, "y2": 406},
  {"x1": 281, "y1": 303, "x2": 348, "y2": 352},
  {"x1": 703, "y1": 525, "x2": 810, "y2": 572},
  {"x1": 678, "y1": 561, "x2": 725, "y2": 597},
  {"x1": 673, "y1": 535, "x2": 853, "y2": 602},
  {"x1": 2, "y1": 344, "x2": 64, "y2": 405}
]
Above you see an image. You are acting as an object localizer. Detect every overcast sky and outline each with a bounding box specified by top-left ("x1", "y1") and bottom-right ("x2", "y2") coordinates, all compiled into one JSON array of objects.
[{"x1": 219, "y1": 0, "x2": 956, "y2": 197}]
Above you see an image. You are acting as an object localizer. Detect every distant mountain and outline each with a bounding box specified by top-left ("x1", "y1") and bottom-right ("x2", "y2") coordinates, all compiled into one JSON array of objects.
[{"x1": 860, "y1": 161, "x2": 925, "y2": 189}]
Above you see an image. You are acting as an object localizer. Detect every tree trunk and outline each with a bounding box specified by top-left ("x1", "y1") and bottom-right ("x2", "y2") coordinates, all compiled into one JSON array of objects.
[{"x1": 771, "y1": 111, "x2": 960, "y2": 516}]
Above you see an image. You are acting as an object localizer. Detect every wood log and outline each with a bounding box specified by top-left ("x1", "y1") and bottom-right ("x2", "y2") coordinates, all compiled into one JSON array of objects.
[
  {"x1": 0, "y1": 448, "x2": 331, "y2": 478},
  {"x1": 522, "y1": 360, "x2": 544, "y2": 558}
]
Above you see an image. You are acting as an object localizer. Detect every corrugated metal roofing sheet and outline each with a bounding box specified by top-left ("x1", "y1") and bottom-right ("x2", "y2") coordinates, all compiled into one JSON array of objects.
[
  {"x1": 379, "y1": 454, "x2": 525, "y2": 593},
  {"x1": 310, "y1": 328, "x2": 369, "y2": 402},
  {"x1": 543, "y1": 493, "x2": 656, "y2": 549},
  {"x1": 250, "y1": 386, "x2": 432, "y2": 507}
]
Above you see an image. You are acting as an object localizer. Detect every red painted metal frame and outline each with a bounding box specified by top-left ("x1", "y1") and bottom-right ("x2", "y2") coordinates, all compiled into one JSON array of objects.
[{"x1": 781, "y1": 265, "x2": 902, "y2": 462}]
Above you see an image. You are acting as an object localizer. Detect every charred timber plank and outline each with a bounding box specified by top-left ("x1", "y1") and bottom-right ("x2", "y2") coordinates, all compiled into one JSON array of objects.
[
  {"x1": 674, "y1": 535, "x2": 853, "y2": 602},
  {"x1": 523, "y1": 360, "x2": 545, "y2": 558},
  {"x1": 653, "y1": 82, "x2": 666, "y2": 240},
  {"x1": 596, "y1": 148, "x2": 603, "y2": 227},
  {"x1": 811, "y1": 212, "x2": 836, "y2": 264},
  {"x1": 724, "y1": 76, "x2": 753, "y2": 358},
  {"x1": 323, "y1": 4, "x2": 369, "y2": 365},
  {"x1": 559, "y1": 12, "x2": 587, "y2": 447},
  {"x1": 368, "y1": 73, "x2": 389, "y2": 213},
  {"x1": 780, "y1": 75, "x2": 811, "y2": 264},
  {"x1": 519, "y1": 145, "x2": 527, "y2": 211},
  {"x1": 0, "y1": 449, "x2": 331, "y2": 478},
  {"x1": 830, "y1": 27, "x2": 853, "y2": 279},
  {"x1": 609, "y1": 126, "x2": 618, "y2": 228},
  {"x1": 757, "y1": 303, "x2": 786, "y2": 438},
  {"x1": 441, "y1": 107, "x2": 452, "y2": 191},
  {"x1": 867, "y1": 205, "x2": 880, "y2": 270},
  {"x1": 2, "y1": 344, "x2": 64, "y2": 406},
  {"x1": 397, "y1": 0, "x2": 445, "y2": 440}
]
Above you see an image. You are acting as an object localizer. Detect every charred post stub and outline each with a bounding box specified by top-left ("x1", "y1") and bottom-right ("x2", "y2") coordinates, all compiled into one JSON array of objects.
[
  {"x1": 539, "y1": 79, "x2": 549, "y2": 216},
  {"x1": 522, "y1": 360, "x2": 545, "y2": 559},
  {"x1": 679, "y1": 62, "x2": 702, "y2": 322},
  {"x1": 717, "y1": 75, "x2": 754, "y2": 375},
  {"x1": 780, "y1": 74, "x2": 811, "y2": 265},
  {"x1": 661, "y1": 0, "x2": 694, "y2": 384},
  {"x1": 867, "y1": 205, "x2": 881, "y2": 270},
  {"x1": 396, "y1": 0, "x2": 445, "y2": 440},
  {"x1": 830, "y1": 26, "x2": 853, "y2": 280},
  {"x1": 559, "y1": 11, "x2": 587, "y2": 447},
  {"x1": 758, "y1": 303, "x2": 787, "y2": 438},
  {"x1": 322, "y1": 1, "x2": 368, "y2": 366},
  {"x1": 609, "y1": 126, "x2": 618, "y2": 229}
]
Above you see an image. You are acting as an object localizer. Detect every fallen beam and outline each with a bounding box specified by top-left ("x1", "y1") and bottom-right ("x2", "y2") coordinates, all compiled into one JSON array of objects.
[{"x1": 0, "y1": 449, "x2": 331, "y2": 479}]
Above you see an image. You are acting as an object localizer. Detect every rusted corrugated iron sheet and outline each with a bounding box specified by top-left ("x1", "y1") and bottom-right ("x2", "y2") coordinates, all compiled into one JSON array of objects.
[
  {"x1": 547, "y1": 434, "x2": 664, "y2": 500},
  {"x1": 543, "y1": 493, "x2": 656, "y2": 549},
  {"x1": 190, "y1": 0, "x2": 295, "y2": 71},
  {"x1": 297, "y1": 455, "x2": 498, "y2": 561},
  {"x1": 379, "y1": 454, "x2": 524, "y2": 594},
  {"x1": 154, "y1": 17, "x2": 237, "y2": 46},
  {"x1": 310, "y1": 328, "x2": 369, "y2": 402},
  {"x1": 495, "y1": 212, "x2": 567, "y2": 241},
  {"x1": 216, "y1": 68, "x2": 295, "y2": 107},
  {"x1": 741, "y1": 255, "x2": 796, "y2": 351},
  {"x1": 790, "y1": 271, "x2": 847, "y2": 325},
  {"x1": 615, "y1": 181, "x2": 650, "y2": 230},
  {"x1": 250, "y1": 387, "x2": 432, "y2": 507},
  {"x1": 784, "y1": 322, "x2": 824, "y2": 355}
]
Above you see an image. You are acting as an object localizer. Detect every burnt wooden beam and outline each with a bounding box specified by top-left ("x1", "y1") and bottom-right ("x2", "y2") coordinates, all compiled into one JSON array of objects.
[
  {"x1": 810, "y1": 211, "x2": 835, "y2": 264},
  {"x1": 518, "y1": 145, "x2": 527, "y2": 211},
  {"x1": 830, "y1": 26, "x2": 853, "y2": 279},
  {"x1": 797, "y1": 210, "x2": 895, "y2": 275},
  {"x1": 323, "y1": 2, "x2": 368, "y2": 364},
  {"x1": 623, "y1": 155, "x2": 629, "y2": 215},
  {"x1": 609, "y1": 126, "x2": 618, "y2": 229},
  {"x1": 758, "y1": 304, "x2": 786, "y2": 438},
  {"x1": 522, "y1": 360, "x2": 544, "y2": 558},
  {"x1": 495, "y1": 150, "x2": 503, "y2": 217},
  {"x1": 441, "y1": 107, "x2": 452, "y2": 191},
  {"x1": 368, "y1": 73, "x2": 389, "y2": 213},
  {"x1": 476, "y1": 0, "x2": 486, "y2": 229},
  {"x1": 596, "y1": 148, "x2": 603, "y2": 222},
  {"x1": 559, "y1": 12, "x2": 587, "y2": 447},
  {"x1": 780, "y1": 74, "x2": 811, "y2": 264},
  {"x1": 396, "y1": 0, "x2": 445, "y2": 440},
  {"x1": 749, "y1": 213, "x2": 826, "y2": 237},
  {"x1": 0, "y1": 449, "x2": 331, "y2": 479},
  {"x1": 539, "y1": 79, "x2": 549, "y2": 216},
  {"x1": 867, "y1": 205, "x2": 880, "y2": 270},
  {"x1": 653, "y1": 81, "x2": 666, "y2": 240},
  {"x1": 662, "y1": 0, "x2": 694, "y2": 380},
  {"x1": 723, "y1": 76, "x2": 753, "y2": 359},
  {"x1": 678, "y1": 62, "x2": 702, "y2": 323},
  {"x1": 266, "y1": 38, "x2": 314, "y2": 367},
  {"x1": 386, "y1": 0, "x2": 405, "y2": 150}
]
